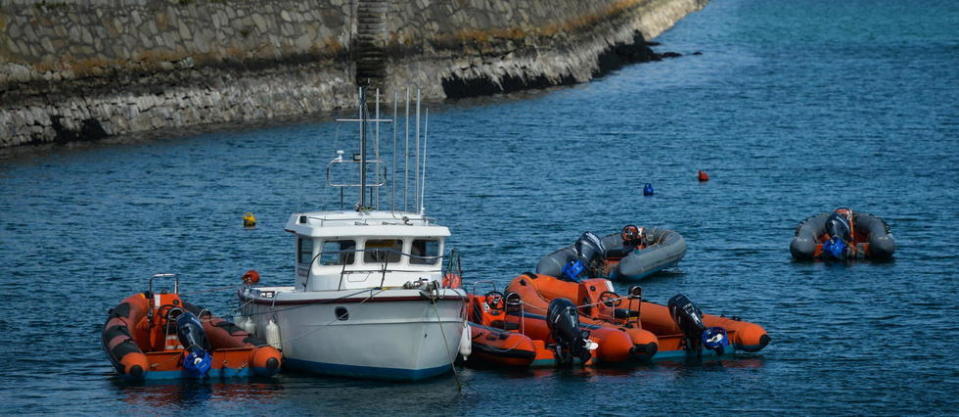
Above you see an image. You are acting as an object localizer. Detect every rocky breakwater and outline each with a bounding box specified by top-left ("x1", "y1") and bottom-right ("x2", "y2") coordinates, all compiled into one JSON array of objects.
[
  {"x1": 0, "y1": 0, "x2": 709, "y2": 148},
  {"x1": 0, "y1": 0, "x2": 355, "y2": 148},
  {"x1": 383, "y1": 0, "x2": 709, "y2": 99}
]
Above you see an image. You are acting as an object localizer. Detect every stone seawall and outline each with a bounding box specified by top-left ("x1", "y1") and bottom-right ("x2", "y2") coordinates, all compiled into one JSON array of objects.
[
  {"x1": 384, "y1": 0, "x2": 709, "y2": 99},
  {"x1": 0, "y1": 0, "x2": 708, "y2": 148}
]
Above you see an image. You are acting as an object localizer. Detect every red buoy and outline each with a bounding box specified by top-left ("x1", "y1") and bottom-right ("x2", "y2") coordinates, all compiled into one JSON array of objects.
[
  {"x1": 698, "y1": 170, "x2": 710, "y2": 182},
  {"x1": 242, "y1": 270, "x2": 260, "y2": 285}
]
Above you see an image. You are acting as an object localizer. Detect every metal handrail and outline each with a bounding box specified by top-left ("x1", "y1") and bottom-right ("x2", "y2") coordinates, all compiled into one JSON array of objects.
[
  {"x1": 148, "y1": 273, "x2": 179, "y2": 294},
  {"x1": 465, "y1": 280, "x2": 500, "y2": 297}
]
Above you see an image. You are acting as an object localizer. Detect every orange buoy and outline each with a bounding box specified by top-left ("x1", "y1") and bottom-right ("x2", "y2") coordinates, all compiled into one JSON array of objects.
[
  {"x1": 242, "y1": 270, "x2": 260, "y2": 285},
  {"x1": 697, "y1": 170, "x2": 710, "y2": 182},
  {"x1": 442, "y1": 272, "x2": 462, "y2": 289}
]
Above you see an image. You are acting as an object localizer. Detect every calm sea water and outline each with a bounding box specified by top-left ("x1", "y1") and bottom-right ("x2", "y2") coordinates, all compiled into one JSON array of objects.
[{"x1": 2, "y1": 0, "x2": 958, "y2": 415}]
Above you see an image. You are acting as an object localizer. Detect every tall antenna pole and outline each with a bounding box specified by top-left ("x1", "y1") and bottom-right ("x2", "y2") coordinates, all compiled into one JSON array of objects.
[
  {"x1": 414, "y1": 89, "x2": 421, "y2": 212},
  {"x1": 391, "y1": 91, "x2": 398, "y2": 213},
  {"x1": 404, "y1": 88, "x2": 410, "y2": 212},
  {"x1": 374, "y1": 88, "x2": 380, "y2": 210},
  {"x1": 420, "y1": 107, "x2": 429, "y2": 215},
  {"x1": 358, "y1": 87, "x2": 367, "y2": 210}
]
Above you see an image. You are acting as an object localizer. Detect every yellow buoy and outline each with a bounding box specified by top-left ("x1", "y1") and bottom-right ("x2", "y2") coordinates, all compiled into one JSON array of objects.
[{"x1": 243, "y1": 212, "x2": 257, "y2": 228}]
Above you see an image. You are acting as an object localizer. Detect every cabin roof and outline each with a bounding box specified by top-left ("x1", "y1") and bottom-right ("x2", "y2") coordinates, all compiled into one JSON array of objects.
[{"x1": 284, "y1": 210, "x2": 451, "y2": 238}]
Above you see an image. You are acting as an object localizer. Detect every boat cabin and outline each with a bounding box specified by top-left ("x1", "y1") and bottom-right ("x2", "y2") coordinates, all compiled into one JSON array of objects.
[{"x1": 285, "y1": 210, "x2": 450, "y2": 291}]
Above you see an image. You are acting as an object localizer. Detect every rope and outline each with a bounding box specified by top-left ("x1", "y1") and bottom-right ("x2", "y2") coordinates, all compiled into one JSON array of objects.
[
  {"x1": 189, "y1": 284, "x2": 243, "y2": 294},
  {"x1": 431, "y1": 295, "x2": 462, "y2": 392}
]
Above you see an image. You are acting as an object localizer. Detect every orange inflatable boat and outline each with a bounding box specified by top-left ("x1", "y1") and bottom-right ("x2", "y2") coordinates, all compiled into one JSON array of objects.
[
  {"x1": 102, "y1": 275, "x2": 282, "y2": 381},
  {"x1": 634, "y1": 296, "x2": 770, "y2": 359},
  {"x1": 467, "y1": 292, "x2": 601, "y2": 367},
  {"x1": 505, "y1": 273, "x2": 770, "y2": 360},
  {"x1": 506, "y1": 273, "x2": 659, "y2": 361},
  {"x1": 466, "y1": 322, "x2": 539, "y2": 368}
]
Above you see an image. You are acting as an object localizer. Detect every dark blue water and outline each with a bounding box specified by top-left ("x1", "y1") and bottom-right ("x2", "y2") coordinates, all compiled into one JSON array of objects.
[{"x1": 2, "y1": 0, "x2": 958, "y2": 414}]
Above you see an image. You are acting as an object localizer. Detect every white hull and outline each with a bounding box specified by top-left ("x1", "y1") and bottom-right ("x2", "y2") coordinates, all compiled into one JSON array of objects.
[{"x1": 241, "y1": 287, "x2": 466, "y2": 380}]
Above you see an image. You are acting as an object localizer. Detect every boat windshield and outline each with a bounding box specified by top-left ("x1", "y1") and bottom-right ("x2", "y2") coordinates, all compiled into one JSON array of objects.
[
  {"x1": 320, "y1": 240, "x2": 356, "y2": 265},
  {"x1": 410, "y1": 239, "x2": 440, "y2": 265},
  {"x1": 364, "y1": 239, "x2": 403, "y2": 263}
]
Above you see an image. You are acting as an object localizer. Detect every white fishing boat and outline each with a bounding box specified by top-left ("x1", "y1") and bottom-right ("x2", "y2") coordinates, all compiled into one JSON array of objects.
[{"x1": 237, "y1": 88, "x2": 468, "y2": 380}]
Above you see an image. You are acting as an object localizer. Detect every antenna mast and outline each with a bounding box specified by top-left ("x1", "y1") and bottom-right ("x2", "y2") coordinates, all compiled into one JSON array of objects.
[{"x1": 358, "y1": 87, "x2": 367, "y2": 210}]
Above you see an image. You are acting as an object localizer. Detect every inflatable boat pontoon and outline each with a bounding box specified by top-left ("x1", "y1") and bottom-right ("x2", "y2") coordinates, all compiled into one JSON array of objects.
[
  {"x1": 790, "y1": 209, "x2": 895, "y2": 261},
  {"x1": 537, "y1": 227, "x2": 686, "y2": 281}
]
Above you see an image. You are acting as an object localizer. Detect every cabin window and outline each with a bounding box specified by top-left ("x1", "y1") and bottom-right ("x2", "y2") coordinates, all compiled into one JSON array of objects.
[
  {"x1": 297, "y1": 238, "x2": 314, "y2": 265},
  {"x1": 320, "y1": 240, "x2": 356, "y2": 265},
  {"x1": 364, "y1": 239, "x2": 403, "y2": 263},
  {"x1": 410, "y1": 239, "x2": 440, "y2": 265}
]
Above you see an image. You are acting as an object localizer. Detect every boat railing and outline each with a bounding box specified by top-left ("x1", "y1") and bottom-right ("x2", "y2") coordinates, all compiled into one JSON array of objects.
[
  {"x1": 464, "y1": 280, "x2": 501, "y2": 297},
  {"x1": 443, "y1": 248, "x2": 463, "y2": 279},
  {"x1": 148, "y1": 273, "x2": 179, "y2": 295}
]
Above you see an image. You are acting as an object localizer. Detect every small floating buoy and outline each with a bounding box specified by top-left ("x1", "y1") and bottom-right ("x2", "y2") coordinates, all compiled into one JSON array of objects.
[
  {"x1": 242, "y1": 269, "x2": 260, "y2": 285},
  {"x1": 698, "y1": 170, "x2": 710, "y2": 182},
  {"x1": 643, "y1": 183, "x2": 654, "y2": 196},
  {"x1": 243, "y1": 212, "x2": 257, "y2": 228}
]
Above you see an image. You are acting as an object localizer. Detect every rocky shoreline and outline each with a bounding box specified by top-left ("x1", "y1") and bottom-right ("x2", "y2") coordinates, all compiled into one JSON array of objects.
[{"x1": 0, "y1": 0, "x2": 708, "y2": 148}]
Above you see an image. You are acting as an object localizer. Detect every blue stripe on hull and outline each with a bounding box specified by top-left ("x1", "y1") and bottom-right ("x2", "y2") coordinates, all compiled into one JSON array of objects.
[
  {"x1": 651, "y1": 348, "x2": 737, "y2": 361},
  {"x1": 137, "y1": 367, "x2": 253, "y2": 381},
  {"x1": 284, "y1": 358, "x2": 452, "y2": 381}
]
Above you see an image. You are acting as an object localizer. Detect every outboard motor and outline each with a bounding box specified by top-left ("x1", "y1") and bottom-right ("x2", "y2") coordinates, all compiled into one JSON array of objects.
[
  {"x1": 575, "y1": 231, "x2": 606, "y2": 263},
  {"x1": 504, "y1": 293, "x2": 524, "y2": 331},
  {"x1": 825, "y1": 211, "x2": 852, "y2": 242},
  {"x1": 668, "y1": 294, "x2": 707, "y2": 358},
  {"x1": 546, "y1": 298, "x2": 593, "y2": 366},
  {"x1": 574, "y1": 232, "x2": 607, "y2": 277},
  {"x1": 174, "y1": 310, "x2": 212, "y2": 378}
]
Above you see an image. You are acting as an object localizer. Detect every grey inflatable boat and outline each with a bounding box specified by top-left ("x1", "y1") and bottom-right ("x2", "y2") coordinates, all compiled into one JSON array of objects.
[
  {"x1": 536, "y1": 228, "x2": 687, "y2": 281},
  {"x1": 790, "y1": 211, "x2": 895, "y2": 261}
]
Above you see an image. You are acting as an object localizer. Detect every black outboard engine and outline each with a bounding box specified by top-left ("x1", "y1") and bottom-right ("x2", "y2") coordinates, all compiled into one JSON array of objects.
[
  {"x1": 668, "y1": 294, "x2": 707, "y2": 358},
  {"x1": 825, "y1": 212, "x2": 852, "y2": 242},
  {"x1": 575, "y1": 231, "x2": 606, "y2": 263},
  {"x1": 172, "y1": 309, "x2": 212, "y2": 377},
  {"x1": 823, "y1": 212, "x2": 853, "y2": 260},
  {"x1": 546, "y1": 298, "x2": 593, "y2": 366},
  {"x1": 574, "y1": 232, "x2": 607, "y2": 277}
]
